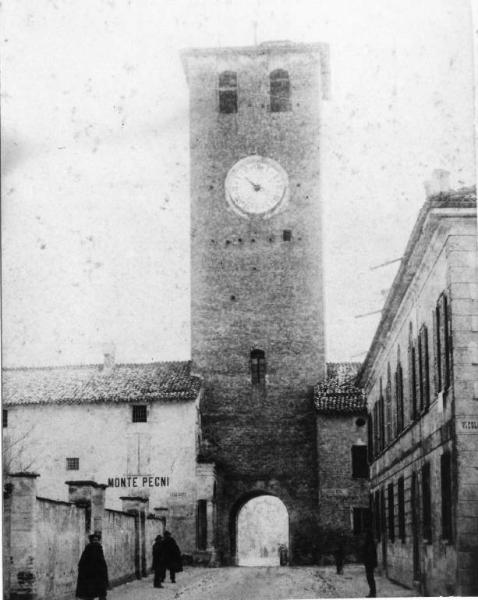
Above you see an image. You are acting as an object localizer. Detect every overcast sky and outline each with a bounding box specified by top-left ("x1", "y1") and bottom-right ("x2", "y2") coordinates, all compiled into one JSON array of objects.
[{"x1": 2, "y1": 0, "x2": 475, "y2": 367}]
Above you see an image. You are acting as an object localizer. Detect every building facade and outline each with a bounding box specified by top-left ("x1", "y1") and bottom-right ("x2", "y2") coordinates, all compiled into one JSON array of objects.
[
  {"x1": 358, "y1": 184, "x2": 478, "y2": 595},
  {"x1": 315, "y1": 363, "x2": 370, "y2": 559},
  {"x1": 3, "y1": 359, "x2": 204, "y2": 554},
  {"x1": 182, "y1": 41, "x2": 330, "y2": 564}
]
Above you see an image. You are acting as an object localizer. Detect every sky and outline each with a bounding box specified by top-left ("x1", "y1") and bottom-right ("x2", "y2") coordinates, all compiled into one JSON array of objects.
[{"x1": 1, "y1": 0, "x2": 475, "y2": 367}]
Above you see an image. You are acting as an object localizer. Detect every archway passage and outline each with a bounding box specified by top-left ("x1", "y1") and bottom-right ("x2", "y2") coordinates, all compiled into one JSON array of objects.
[{"x1": 237, "y1": 495, "x2": 289, "y2": 566}]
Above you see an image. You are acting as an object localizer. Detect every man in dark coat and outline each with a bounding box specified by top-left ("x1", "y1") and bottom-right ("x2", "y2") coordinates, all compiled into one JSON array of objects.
[
  {"x1": 76, "y1": 532, "x2": 109, "y2": 600},
  {"x1": 161, "y1": 531, "x2": 183, "y2": 584},
  {"x1": 334, "y1": 533, "x2": 345, "y2": 575},
  {"x1": 152, "y1": 534, "x2": 165, "y2": 588},
  {"x1": 362, "y1": 529, "x2": 377, "y2": 598}
]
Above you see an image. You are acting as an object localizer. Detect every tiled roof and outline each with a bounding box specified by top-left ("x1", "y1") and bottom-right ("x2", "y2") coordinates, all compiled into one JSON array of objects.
[
  {"x1": 314, "y1": 362, "x2": 366, "y2": 414},
  {"x1": 2, "y1": 361, "x2": 201, "y2": 406}
]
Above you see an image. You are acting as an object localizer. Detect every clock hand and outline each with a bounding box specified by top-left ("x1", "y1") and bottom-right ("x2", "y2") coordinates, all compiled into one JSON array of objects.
[{"x1": 244, "y1": 176, "x2": 261, "y2": 192}]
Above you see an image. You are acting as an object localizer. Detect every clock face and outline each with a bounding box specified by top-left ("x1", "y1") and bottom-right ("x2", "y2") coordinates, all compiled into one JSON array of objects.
[{"x1": 225, "y1": 156, "x2": 289, "y2": 218}]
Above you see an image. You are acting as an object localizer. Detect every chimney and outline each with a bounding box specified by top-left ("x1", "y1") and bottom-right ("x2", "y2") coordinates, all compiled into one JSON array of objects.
[
  {"x1": 102, "y1": 342, "x2": 115, "y2": 375},
  {"x1": 424, "y1": 169, "x2": 450, "y2": 198}
]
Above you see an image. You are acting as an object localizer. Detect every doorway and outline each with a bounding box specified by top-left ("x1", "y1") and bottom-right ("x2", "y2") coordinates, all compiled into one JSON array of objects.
[{"x1": 236, "y1": 495, "x2": 289, "y2": 566}]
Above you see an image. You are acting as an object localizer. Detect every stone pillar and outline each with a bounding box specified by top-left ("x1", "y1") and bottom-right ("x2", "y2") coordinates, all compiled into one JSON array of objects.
[
  {"x1": 120, "y1": 496, "x2": 149, "y2": 578},
  {"x1": 66, "y1": 480, "x2": 107, "y2": 537},
  {"x1": 195, "y1": 462, "x2": 218, "y2": 566},
  {"x1": 8, "y1": 472, "x2": 40, "y2": 600}
]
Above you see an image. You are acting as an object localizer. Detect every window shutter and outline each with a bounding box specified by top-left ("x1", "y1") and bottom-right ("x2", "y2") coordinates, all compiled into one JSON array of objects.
[
  {"x1": 444, "y1": 294, "x2": 452, "y2": 390},
  {"x1": 440, "y1": 294, "x2": 447, "y2": 390},
  {"x1": 433, "y1": 305, "x2": 441, "y2": 393}
]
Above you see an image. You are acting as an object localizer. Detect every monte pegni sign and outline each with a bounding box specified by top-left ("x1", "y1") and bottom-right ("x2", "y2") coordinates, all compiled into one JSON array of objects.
[{"x1": 107, "y1": 476, "x2": 170, "y2": 488}]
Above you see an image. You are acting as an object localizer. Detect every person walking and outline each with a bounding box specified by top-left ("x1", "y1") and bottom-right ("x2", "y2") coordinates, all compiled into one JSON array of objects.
[
  {"x1": 152, "y1": 534, "x2": 165, "y2": 589},
  {"x1": 334, "y1": 533, "x2": 345, "y2": 575},
  {"x1": 362, "y1": 529, "x2": 377, "y2": 598},
  {"x1": 161, "y1": 531, "x2": 183, "y2": 584},
  {"x1": 76, "y1": 532, "x2": 109, "y2": 600}
]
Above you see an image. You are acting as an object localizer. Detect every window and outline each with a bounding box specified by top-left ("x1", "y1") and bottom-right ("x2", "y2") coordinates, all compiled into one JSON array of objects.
[
  {"x1": 250, "y1": 349, "x2": 266, "y2": 385},
  {"x1": 387, "y1": 482, "x2": 395, "y2": 543},
  {"x1": 282, "y1": 229, "x2": 292, "y2": 241},
  {"x1": 380, "y1": 488, "x2": 386, "y2": 538},
  {"x1": 374, "y1": 490, "x2": 381, "y2": 541},
  {"x1": 66, "y1": 457, "x2": 79, "y2": 471},
  {"x1": 219, "y1": 71, "x2": 237, "y2": 114},
  {"x1": 418, "y1": 325, "x2": 430, "y2": 412},
  {"x1": 408, "y1": 324, "x2": 418, "y2": 421},
  {"x1": 422, "y1": 462, "x2": 432, "y2": 543},
  {"x1": 132, "y1": 405, "x2": 147, "y2": 423},
  {"x1": 373, "y1": 404, "x2": 379, "y2": 459},
  {"x1": 270, "y1": 69, "x2": 290, "y2": 112},
  {"x1": 367, "y1": 414, "x2": 373, "y2": 463},
  {"x1": 352, "y1": 445, "x2": 369, "y2": 478},
  {"x1": 435, "y1": 293, "x2": 452, "y2": 394},
  {"x1": 2, "y1": 409, "x2": 8, "y2": 428},
  {"x1": 441, "y1": 452, "x2": 453, "y2": 541},
  {"x1": 395, "y1": 349, "x2": 404, "y2": 435},
  {"x1": 353, "y1": 507, "x2": 371, "y2": 535},
  {"x1": 385, "y1": 364, "x2": 393, "y2": 444},
  {"x1": 197, "y1": 499, "x2": 208, "y2": 550},
  {"x1": 398, "y1": 476, "x2": 405, "y2": 542},
  {"x1": 378, "y1": 380, "x2": 385, "y2": 452}
]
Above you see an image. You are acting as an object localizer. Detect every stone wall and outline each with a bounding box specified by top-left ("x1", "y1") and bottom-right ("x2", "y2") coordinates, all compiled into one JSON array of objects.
[
  {"x1": 103, "y1": 508, "x2": 137, "y2": 586},
  {"x1": 3, "y1": 474, "x2": 163, "y2": 600}
]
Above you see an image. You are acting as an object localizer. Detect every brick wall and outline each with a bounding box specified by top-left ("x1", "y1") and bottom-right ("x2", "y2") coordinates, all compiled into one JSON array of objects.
[{"x1": 184, "y1": 43, "x2": 328, "y2": 565}]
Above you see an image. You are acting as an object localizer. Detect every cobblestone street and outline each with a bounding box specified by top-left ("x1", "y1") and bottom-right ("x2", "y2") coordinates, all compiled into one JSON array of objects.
[{"x1": 109, "y1": 565, "x2": 417, "y2": 600}]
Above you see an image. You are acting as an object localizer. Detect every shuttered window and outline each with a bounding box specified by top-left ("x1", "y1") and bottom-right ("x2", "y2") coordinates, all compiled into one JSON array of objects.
[
  {"x1": 408, "y1": 325, "x2": 418, "y2": 421},
  {"x1": 422, "y1": 462, "x2": 432, "y2": 543},
  {"x1": 418, "y1": 325, "x2": 430, "y2": 412},
  {"x1": 441, "y1": 452, "x2": 453, "y2": 541},
  {"x1": 352, "y1": 445, "x2": 369, "y2": 478},
  {"x1": 385, "y1": 365, "x2": 393, "y2": 444},
  {"x1": 219, "y1": 71, "x2": 238, "y2": 114},
  {"x1": 398, "y1": 476, "x2": 405, "y2": 542},
  {"x1": 388, "y1": 482, "x2": 395, "y2": 543},
  {"x1": 250, "y1": 349, "x2": 266, "y2": 385},
  {"x1": 270, "y1": 69, "x2": 291, "y2": 112},
  {"x1": 395, "y1": 360, "x2": 404, "y2": 434}
]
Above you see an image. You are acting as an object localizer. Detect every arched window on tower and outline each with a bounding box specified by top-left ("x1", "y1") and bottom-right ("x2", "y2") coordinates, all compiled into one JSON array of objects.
[
  {"x1": 250, "y1": 349, "x2": 266, "y2": 385},
  {"x1": 219, "y1": 71, "x2": 237, "y2": 114},
  {"x1": 270, "y1": 69, "x2": 290, "y2": 112}
]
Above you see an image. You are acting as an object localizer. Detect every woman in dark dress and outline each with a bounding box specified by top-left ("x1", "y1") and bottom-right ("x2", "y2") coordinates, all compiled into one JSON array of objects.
[{"x1": 76, "y1": 533, "x2": 109, "y2": 600}]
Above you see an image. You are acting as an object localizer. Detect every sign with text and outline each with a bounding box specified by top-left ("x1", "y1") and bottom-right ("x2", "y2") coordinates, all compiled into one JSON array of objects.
[
  {"x1": 457, "y1": 418, "x2": 478, "y2": 434},
  {"x1": 107, "y1": 476, "x2": 170, "y2": 488}
]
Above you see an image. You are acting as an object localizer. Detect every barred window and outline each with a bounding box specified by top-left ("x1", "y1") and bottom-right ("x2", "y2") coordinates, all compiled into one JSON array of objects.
[
  {"x1": 219, "y1": 71, "x2": 237, "y2": 114},
  {"x1": 422, "y1": 462, "x2": 432, "y2": 543},
  {"x1": 352, "y1": 445, "x2": 369, "y2": 478},
  {"x1": 132, "y1": 405, "x2": 147, "y2": 423},
  {"x1": 66, "y1": 457, "x2": 79, "y2": 470},
  {"x1": 398, "y1": 476, "x2": 405, "y2": 542},
  {"x1": 441, "y1": 452, "x2": 453, "y2": 541},
  {"x1": 270, "y1": 69, "x2": 291, "y2": 112},
  {"x1": 388, "y1": 482, "x2": 395, "y2": 543},
  {"x1": 250, "y1": 349, "x2": 266, "y2": 385}
]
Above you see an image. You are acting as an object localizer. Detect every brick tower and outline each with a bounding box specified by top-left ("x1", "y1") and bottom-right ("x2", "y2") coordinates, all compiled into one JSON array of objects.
[{"x1": 182, "y1": 41, "x2": 329, "y2": 564}]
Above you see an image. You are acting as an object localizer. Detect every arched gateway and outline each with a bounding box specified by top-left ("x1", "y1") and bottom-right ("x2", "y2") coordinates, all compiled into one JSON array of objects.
[{"x1": 230, "y1": 493, "x2": 289, "y2": 566}]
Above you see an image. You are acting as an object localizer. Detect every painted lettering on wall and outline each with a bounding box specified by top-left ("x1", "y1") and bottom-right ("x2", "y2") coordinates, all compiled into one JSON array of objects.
[
  {"x1": 457, "y1": 418, "x2": 478, "y2": 434},
  {"x1": 107, "y1": 476, "x2": 170, "y2": 488}
]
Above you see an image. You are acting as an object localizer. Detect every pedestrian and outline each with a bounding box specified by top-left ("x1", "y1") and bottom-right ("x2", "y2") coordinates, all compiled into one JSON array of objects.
[
  {"x1": 161, "y1": 530, "x2": 183, "y2": 584},
  {"x1": 152, "y1": 534, "x2": 165, "y2": 588},
  {"x1": 334, "y1": 533, "x2": 345, "y2": 575},
  {"x1": 362, "y1": 529, "x2": 377, "y2": 598},
  {"x1": 76, "y1": 532, "x2": 109, "y2": 600}
]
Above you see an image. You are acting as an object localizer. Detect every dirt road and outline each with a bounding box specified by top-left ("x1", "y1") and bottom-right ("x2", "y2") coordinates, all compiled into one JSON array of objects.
[{"x1": 110, "y1": 565, "x2": 417, "y2": 600}]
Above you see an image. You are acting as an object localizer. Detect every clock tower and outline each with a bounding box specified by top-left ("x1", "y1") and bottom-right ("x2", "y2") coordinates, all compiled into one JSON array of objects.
[{"x1": 182, "y1": 41, "x2": 329, "y2": 564}]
